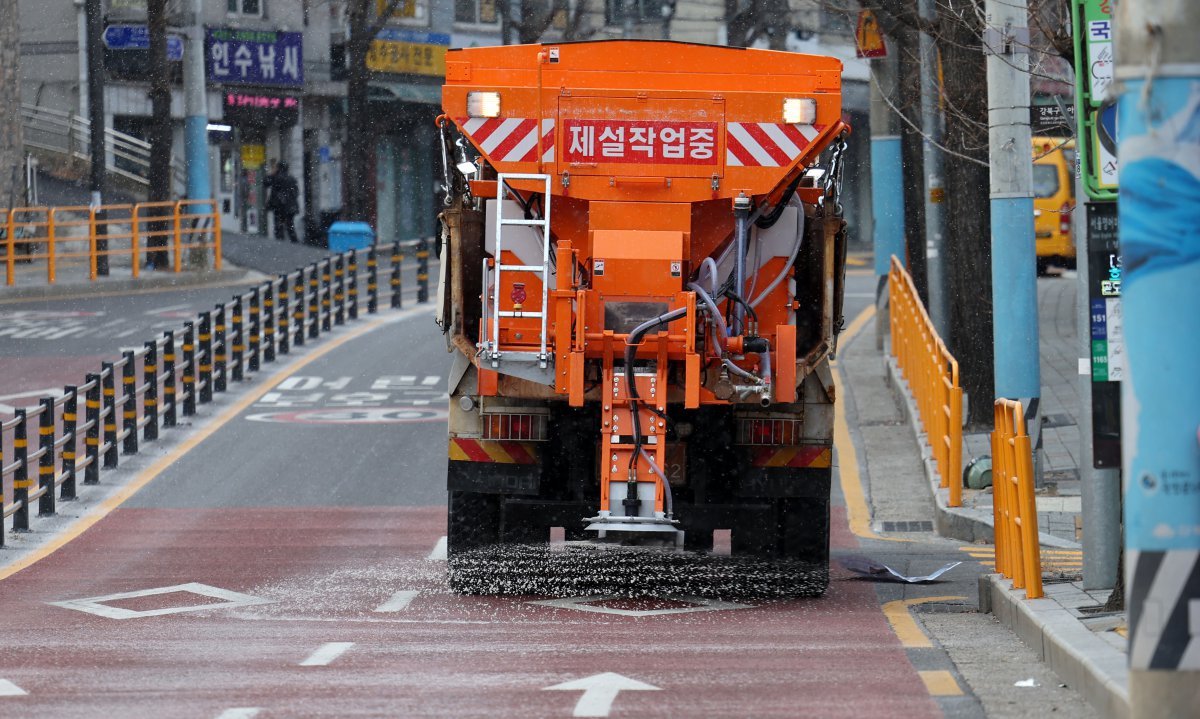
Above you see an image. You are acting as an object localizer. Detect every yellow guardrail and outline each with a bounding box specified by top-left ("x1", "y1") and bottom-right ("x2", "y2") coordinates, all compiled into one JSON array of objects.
[
  {"x1": 2, "y1": 199, "x2": 221, "y2": 286},
  {"x1": 992, "y1": 398, "x2": 1043, "y2": 599},
  {"x1": 888, "y1": 255, "x2": 963, "y2": 507}
]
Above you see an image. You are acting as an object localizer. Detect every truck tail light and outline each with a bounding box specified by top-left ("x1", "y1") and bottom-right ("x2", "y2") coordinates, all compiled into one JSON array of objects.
[
  {"x1": 1059, "y1": 202, "x2": 1072, "y2": 235},
  {"x1": 511, "y1": 282, "x2": 527, "y2": 310},
  {"x1": 482, "y1": 413, "x2": 548, "y2": 441}
]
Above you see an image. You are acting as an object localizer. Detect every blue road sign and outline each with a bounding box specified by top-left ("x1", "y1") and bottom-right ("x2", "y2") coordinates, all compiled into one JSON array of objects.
[{"x1": 103, "y1": 24, "x2": 184, "y2": 61}]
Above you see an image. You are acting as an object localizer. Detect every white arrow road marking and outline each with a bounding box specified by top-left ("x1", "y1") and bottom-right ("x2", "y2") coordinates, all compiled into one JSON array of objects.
[
  {"x1": 544, "y1": 672, "x2": 660, "y2": 717},
  {"x1": 300, "y1": 642, "x2": 355, "y2": 667},
  {"x1": 374, "y1": 590, "x2": 418, "y2": 613},
  {"x1": 215, "y1": 709, "x2": 261, "y2": 719},
  {"x1": 427, "y1": 536, "x2": 447, "y2": 561},
  {"x1": 0, "y1": 678, "x2": 28, "y2": 696}
]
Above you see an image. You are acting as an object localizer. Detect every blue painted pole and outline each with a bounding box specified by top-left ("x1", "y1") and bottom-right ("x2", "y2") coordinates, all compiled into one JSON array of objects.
[
  {"x1": 1118, "y1": 2, "x2": 1200, "y2": 705},
  {"x1": 985, "y1": 0, "x2": 1040, "y2": 453},
  {"x1": 183, "y1": 0, "x2": 209, "y2": 203},
  {"x1": 870, "y1": 49, "x2": 905, "y2": 350},
  {"x1": 871, "y1": 136, "x2": 905, "y2": 277}
]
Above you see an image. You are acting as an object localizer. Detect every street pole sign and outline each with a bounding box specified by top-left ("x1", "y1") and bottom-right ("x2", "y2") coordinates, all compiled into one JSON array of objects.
[
  {"x1": 1071, "y1": 0, "x2": 1118, "y2": 200},
  {"x1": 103, "y1": 24, "x2": 184, "y2": 62}
]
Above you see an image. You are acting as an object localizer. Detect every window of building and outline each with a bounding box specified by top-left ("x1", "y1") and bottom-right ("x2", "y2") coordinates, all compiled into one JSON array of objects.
[
  {"x1": 228, "y1": 0, "x2": 263, "y2": 17},
  {"x1": 378, "y1": 0, "x2": 429, "y2": 24},
  {"x1": 605, "y1": 0, "x2": 662, "y2": 26},
  {"x1": 455, "y1": 0, "x2": 498, "y2": 25}
]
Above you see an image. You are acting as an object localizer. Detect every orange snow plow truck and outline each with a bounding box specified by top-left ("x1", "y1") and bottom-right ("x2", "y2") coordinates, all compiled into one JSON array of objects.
[{"x1": 436, "y1": 40, "x2": 849, "y2": 595}]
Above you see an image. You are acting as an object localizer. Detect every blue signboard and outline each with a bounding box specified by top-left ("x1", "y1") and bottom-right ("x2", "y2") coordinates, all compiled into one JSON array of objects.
[
  {"x1": 206, "y1": 28, "x2": 303, "y2": 87},
  {"x1": 102, "y1": 24, "x2": 184, "y2": 61}
]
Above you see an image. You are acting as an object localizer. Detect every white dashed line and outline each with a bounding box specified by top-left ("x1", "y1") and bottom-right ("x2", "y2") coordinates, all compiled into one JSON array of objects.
[
  {"x1": 374, "y1": 590, "x2": 419, "y2": 613},
  {"x1": 0, "y1": 678, "x2": 28, "y2": 696},
  {"x1": 215, "y1": 709, "x2": 261, "y2": 719},
  {"x1": 300, "y1": 642, "x2": 356, "y2": 667},
  {"x1": 427, "y1": 536, "x2": 448, "y2": 561}
]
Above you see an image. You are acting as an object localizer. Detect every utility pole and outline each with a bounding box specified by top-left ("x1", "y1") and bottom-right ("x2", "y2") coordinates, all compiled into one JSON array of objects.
[
  {"x1": 1116, "y1": 2, "x2": 1200, "y2": 715},
  {"x1": 917, "y1": 0, "x2": 948, "y2": 338},
  {"x1": 184, "y1": 0, "x2": 210, "y2": 205},
  {"x1": 1071, "y1": 0, "x2": 1120, "y2": 592},
  {"x1": 984, "y1": 0, "x2": 1039, "y2": 460},
  {"x1": 870, "y1": 45, "x2": 904, "y2": 350},
  {"x1": 85, "y1": 0, "x2": 108, "y2": 275}
]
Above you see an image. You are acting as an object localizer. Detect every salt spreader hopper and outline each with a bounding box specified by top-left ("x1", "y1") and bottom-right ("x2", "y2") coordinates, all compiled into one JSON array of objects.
[{"x1": 435, "y1": 40, "x2": 850, "y2": 595}]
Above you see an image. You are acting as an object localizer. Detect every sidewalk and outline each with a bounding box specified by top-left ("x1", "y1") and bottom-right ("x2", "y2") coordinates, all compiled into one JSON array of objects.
[{"x1": 871, "y1": 273, "x2": 1130, "y2": 718}]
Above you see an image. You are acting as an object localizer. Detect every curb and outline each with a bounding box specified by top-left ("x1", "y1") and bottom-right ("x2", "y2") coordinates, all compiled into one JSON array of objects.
[
  {"x1": 980, "y1": 574, "x2": 1130, "y2": 719},
  {"x1": 883, "y1": 353, "x2": 1081, "y2": 550},
  {"x1": 0, "y1": 266, "x2": 265, "y2": 302}
]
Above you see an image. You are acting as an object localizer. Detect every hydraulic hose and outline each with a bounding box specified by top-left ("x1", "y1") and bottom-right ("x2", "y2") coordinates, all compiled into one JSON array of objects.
[
  {"x1": 623, "y1": 307, "x2": 689, "y2": 489},
  {"x1": 733, "y1": 196, "x2": 751, "y2": 334},
  {"x1": 640, "y1": 447, "x2": 674, "y2": 518}
]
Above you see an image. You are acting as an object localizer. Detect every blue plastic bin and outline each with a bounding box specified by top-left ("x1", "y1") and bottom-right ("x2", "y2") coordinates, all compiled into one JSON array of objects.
[{"x1": 327, "y1": 221, "x2": 375, "y2": 252}]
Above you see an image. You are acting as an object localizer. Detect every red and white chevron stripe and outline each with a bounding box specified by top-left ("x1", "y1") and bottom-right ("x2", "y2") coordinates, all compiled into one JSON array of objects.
[
  {"x1": 726, "y1": 122, "x2": 823, "y2": 167},
  {"x1": 457, "y1": 117, "x2": 556, "y2": 164}
]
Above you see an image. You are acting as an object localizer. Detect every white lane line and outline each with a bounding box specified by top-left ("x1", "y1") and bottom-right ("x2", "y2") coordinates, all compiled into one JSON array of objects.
[
  {"x1": 216, "y1": 709, "x2": 261, "y2": 719},
  {"x1": 0, "y1": 678, "x2": 28, "y2": 696},
  {"x1": 427, "y1": 536, "x2": 448, "y2": 561},
  {"x1": 300, "y1": 642, "x2": 356, "y2": 667},
  {"x1": 374, "y1": 590, "x2": 418, "y2": 613}
]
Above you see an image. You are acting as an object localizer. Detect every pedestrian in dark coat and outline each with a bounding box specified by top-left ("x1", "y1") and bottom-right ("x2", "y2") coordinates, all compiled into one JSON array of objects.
[{"x1": 266, "y1": 160, "x2": 300, "y2": 243}]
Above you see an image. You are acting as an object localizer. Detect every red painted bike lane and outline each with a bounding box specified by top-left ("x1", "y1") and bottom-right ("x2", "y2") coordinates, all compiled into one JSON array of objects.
[{"x1": 0, "y1": 501, "x2": 939, "y2": 718}]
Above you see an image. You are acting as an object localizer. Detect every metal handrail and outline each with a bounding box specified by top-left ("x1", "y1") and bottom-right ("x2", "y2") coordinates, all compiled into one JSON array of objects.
[
  {"x1": 2, "y1": 200, "x2": 221, "y2": 285},
  {"x1": 0, "y1": 241, "x2": 428, "y2": 530},
  {"x1": 992, "y1": 398, "x2": 1044, "y2": 599},
  {"x1": 887, "y1": 255, "x2": 964, "y2": 508}
]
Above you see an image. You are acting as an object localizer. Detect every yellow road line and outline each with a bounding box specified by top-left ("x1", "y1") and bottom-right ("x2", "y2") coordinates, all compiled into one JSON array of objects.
[
  {"x1": 0, "y1": 311, "x2": 410, "y2": 583},
  {"x1": 832, "y1": 304, "x2": 908, "y2": 543},
  {"x1": 919, "y1": 670, "x2": 964, "y2": 697},
  {"x1": 883, "y1": 595, "x2": 966, "y2": 648}
]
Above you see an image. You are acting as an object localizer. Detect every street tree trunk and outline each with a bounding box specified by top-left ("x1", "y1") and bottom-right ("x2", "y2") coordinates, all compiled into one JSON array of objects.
[
  {"x1": 146, "y1": 0, "x2": 173, "y2": 268},
  {"x1": 343, "y1": 1, "x2": 373, "y2": 222},
  {"x1": 0, "y1": 0, "x2": 25, "y2": 209},
  {"x1": 938, "y1": 0, "x2": 995, "y2": 428}
]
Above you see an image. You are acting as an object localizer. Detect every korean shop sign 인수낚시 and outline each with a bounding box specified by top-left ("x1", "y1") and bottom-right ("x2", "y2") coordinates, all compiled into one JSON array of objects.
[{"x1": 206, "y1": 28, "x2": 303, "y2": 87}]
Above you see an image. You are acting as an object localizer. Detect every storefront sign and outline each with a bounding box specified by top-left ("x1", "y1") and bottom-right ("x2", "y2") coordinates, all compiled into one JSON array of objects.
[
  {"x1": 241, "y1": 144, "x2": 266, "y2": 169},
  {"x1": 207, "y1": 28, "x2": 303, "y2": 87},
  {"x1": 223, "y1": 91, "x2": 301, "y2": 125},
  {"x1": 368, "y1": 28, "x2": 448, "y2": 77}
]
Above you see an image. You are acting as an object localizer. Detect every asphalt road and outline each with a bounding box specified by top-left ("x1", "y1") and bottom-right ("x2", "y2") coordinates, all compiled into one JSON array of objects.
[{"x1": 0, "y1": 264, "x2": 1090, "y2": 717}]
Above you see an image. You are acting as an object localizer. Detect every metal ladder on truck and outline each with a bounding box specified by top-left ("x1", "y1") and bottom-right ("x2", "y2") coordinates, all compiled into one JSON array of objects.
[{"x1": 480, "y1": 173, "x2": 553, "y2": 373}]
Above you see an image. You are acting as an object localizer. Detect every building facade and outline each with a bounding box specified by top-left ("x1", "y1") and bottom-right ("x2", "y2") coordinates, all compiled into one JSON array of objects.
[{"x1": 17, "y1": 0, "x2": 868, "y2": 245}]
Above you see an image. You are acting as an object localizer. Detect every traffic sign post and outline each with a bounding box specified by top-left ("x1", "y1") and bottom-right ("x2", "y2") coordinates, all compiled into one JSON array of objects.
[
  {"x1": 1071, "y1": 0, "x2": 1117, "y2": 200},
  {"x1": 103, "y1": 24, "x2": 184, "y2": 61}
]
